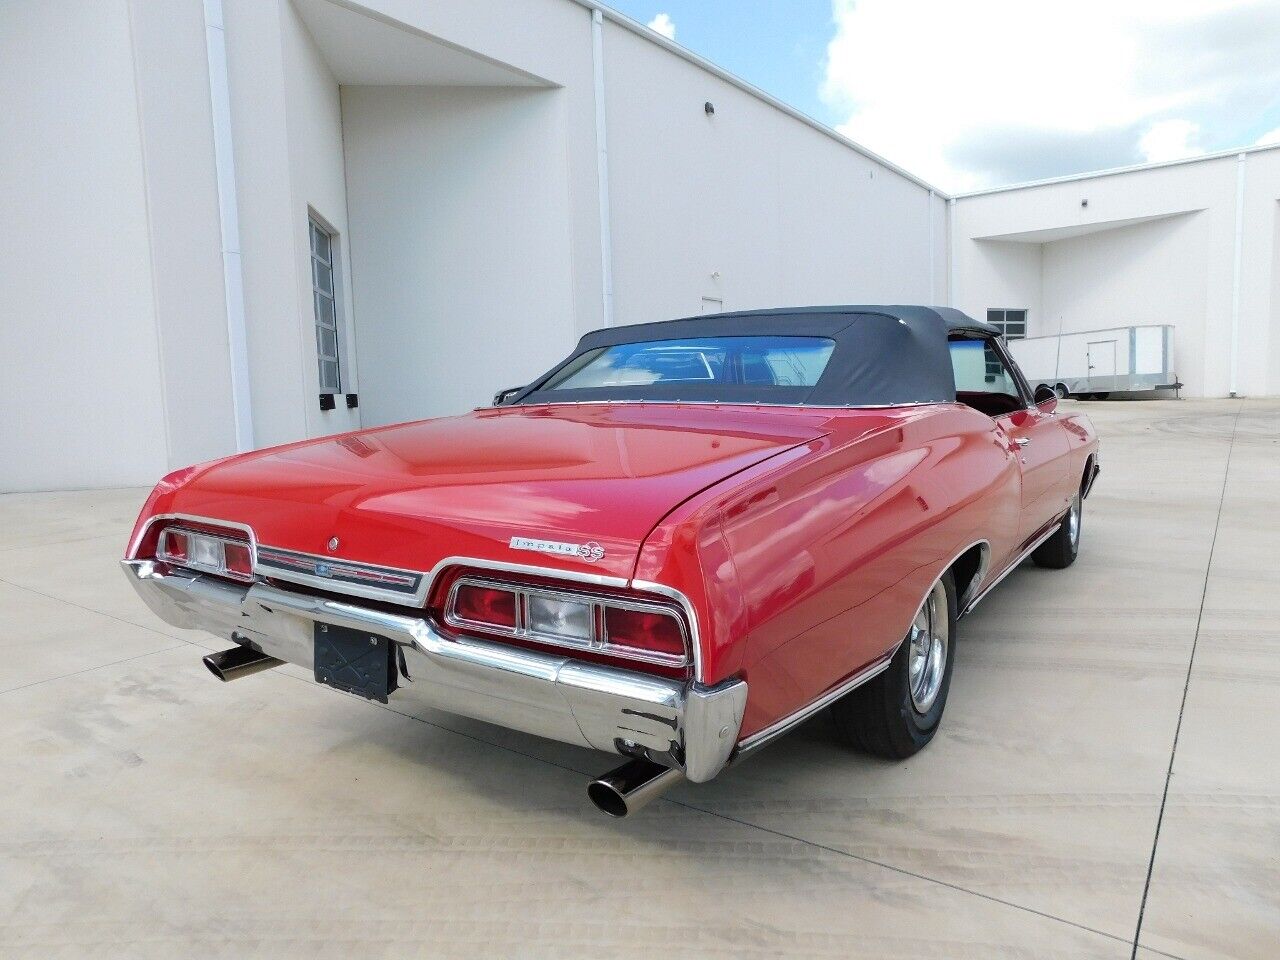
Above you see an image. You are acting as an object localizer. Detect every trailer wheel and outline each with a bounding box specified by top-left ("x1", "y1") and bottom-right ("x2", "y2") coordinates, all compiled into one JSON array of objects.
[{"x1": 1054, "y1": 383, "x2": 1069, "y2": 399}]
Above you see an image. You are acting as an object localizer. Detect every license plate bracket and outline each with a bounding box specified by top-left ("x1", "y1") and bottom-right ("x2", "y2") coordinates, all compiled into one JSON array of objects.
[{"x1": 314, "y1": 622, "x2": 397, "y2": 703}]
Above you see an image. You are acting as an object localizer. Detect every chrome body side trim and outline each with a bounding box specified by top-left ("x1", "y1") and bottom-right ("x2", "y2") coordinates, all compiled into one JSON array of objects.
[
  {"x1": 122, "y1": 559, "x2": 745, "y2": 783},
  {"x1": 960, "y1": 522, "x2": 1062, "y2": 618},
  {"x1": 735, "y1": 655, "x2": 893, "y2": 756}
]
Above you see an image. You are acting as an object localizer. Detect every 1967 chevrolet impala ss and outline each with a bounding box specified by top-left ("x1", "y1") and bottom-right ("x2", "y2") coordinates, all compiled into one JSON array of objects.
[{"x1": 124, "y1": 306, "x2": 1099, "y2": 816}]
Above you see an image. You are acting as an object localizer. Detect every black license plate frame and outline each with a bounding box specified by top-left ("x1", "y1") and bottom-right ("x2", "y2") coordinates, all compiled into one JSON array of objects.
[{"x1": 314, "y1": 622, "x2": 397, "y2": 703}]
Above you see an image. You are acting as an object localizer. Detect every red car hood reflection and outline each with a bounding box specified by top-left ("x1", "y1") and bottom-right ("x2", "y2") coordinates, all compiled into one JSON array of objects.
[{"x1": 163, "y1": 404, "x2": 834, "y2": 584}]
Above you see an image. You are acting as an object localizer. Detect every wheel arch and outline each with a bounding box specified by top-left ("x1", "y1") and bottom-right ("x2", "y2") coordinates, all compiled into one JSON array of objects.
[
  {"x1": 1081, "y1": 453, "x2": 1099, "y2": 499},
  {"x1": 947, "y1": 540, "x2": 990, "y2": 612}
]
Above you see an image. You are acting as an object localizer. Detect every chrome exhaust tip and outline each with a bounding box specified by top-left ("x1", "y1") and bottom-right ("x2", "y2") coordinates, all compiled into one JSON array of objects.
[
  {"x1": 587, "y1": 759, "x2": 685, "y2": 818},
  {"x1": 203, "y1": 645, "x2": 284, "y2": 682}
]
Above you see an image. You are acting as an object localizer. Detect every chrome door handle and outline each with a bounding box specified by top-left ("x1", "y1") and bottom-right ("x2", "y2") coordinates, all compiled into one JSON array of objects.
[{"x1": 1012, "y1": 437, "x2": 1031, "y2": 448}]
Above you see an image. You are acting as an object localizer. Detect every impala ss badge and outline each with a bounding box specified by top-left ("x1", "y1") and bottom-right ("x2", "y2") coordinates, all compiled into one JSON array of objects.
[
  {"x1": 509, "y1": 536, "x2": 606, "y2": 563},
  {"x1": 314, "y1": 562, "x2": 333, "y2": 577}
]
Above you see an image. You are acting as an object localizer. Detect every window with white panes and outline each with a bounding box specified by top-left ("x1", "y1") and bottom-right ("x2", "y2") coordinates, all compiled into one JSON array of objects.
[{"x1": 310, "y1": 216, "x2": 343, "y2": 394}]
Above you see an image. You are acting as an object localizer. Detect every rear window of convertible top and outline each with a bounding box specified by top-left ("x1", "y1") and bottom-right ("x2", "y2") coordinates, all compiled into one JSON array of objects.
[{"x1": 539, "y1": 336, "x2": 836, "y2": 395}]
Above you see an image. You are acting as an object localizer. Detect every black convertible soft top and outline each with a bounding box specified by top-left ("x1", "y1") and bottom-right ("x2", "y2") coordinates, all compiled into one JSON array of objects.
[{"x1": 511, "y1": 305, "x2": 998, "y2": 408}]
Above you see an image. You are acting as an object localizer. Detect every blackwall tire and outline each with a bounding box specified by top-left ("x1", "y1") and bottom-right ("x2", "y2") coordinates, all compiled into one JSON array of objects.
[
  {"x1": 1032, "y1": 494, "x2": 1081, "y2": 569},
  {"x1": 832, "y1": 571, "x2": 958, "y2": 759}
]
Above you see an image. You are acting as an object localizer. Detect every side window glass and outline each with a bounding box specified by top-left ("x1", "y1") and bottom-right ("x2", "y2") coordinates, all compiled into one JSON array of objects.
[{"x1": 950, "y1": 339, "x2": 1022, "y2": 400}]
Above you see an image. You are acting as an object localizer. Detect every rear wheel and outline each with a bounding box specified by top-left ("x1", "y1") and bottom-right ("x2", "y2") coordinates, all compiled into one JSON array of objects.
[
  {"x1": 1054, "y1": 383, "x2": 1069, "y2": 400},
  {"x1": 1032, "y1": 494, "x2": 1081, "y2": 569},
  {"x1": 832, "y1": 572, "x2": 957, "y2": 759}
]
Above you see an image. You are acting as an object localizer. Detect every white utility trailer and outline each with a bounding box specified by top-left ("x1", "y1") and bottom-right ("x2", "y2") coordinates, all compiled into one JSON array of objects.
[{"x1": 1007, "y1": 324, "x2": 1181, "y2": 398}]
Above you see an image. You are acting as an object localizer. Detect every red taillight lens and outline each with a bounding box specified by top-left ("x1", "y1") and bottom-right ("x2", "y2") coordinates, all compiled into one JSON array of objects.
[
  {"x1": 162, "y1": 529, "x2": 189, "y2": 562},
  {"x1": 223, "y1": 541, "x2": 252, "y2": 579},
  {"x1": 603, "y1": 606, "x2": 686, "y2": 661},
  {"x1": 453, "y1": 584, "x2": 518, "y2": 629}
]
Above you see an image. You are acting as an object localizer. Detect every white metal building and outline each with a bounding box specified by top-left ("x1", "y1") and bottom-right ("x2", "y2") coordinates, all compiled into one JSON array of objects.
[
  {"x1": 1, "y1": 0, "x2": 947, "y2": 492},
  {"x1": 950, "y1": 144, "x2": 1280, "y2": 400},
  {"x1": 3, "y1": 1, "x2": 1279, "y2": 493}
]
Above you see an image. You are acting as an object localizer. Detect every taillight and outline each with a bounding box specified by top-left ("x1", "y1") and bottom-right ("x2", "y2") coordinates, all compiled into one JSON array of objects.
[
  {"x1": 162, "y1": 529, "x2": 190, "y2": 562},
  {"x1": 223, "y1": 541, "x2": 252, "y2": 579},
  {"x1": 445, "y1": 577, "x2": 689, "y2": 667},
  {"x1": 453, "y1": 583, "x2": 517, "y2": 629},
  {"x1": 157, "y1": 527, "x2": 254, "y2": 583},
  {"x1": 604, "y1": 605, "x2": 686, "y2": 661}
]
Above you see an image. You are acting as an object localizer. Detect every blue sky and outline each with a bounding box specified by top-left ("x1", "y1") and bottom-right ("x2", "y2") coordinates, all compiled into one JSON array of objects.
[
  {"x1": 604, "y1": 1, "x2": 838, "y2": 127},
  {"x1": 604, "y1": 1, "x2": 1280, "y2": 193}
]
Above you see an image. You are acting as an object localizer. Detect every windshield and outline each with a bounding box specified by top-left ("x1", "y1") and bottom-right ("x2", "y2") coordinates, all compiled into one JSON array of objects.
[{"x1": 539, "y1": 336, "x2": 836, "y2": 397}]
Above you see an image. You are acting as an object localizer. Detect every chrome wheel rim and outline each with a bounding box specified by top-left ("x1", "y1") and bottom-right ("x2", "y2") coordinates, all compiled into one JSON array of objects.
[
  {"x1": 907, "y1": 581, "x2": 949, "y2": 714},
  {"x1": 1067, "y1": 496, "x2": 1081, "y2": 547}
]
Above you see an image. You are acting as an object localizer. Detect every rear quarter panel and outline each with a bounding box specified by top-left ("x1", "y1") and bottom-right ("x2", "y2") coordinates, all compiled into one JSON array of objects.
[
  {"x1": 634, "y1": 404, "x2": 1023, "y2": 739},
  {"x1": 1057, "y1": 409, "x2": 1100, "y2": 493}
]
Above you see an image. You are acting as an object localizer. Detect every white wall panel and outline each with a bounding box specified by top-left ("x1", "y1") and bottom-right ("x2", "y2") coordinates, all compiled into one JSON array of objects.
[
  {"x1": 602, "y1": 22, "x2": 941, "y2": 325},
  {"x1": 340, "y1": 85, "x2": 579, "y2": 426},
  {"x1": 0, "y1": 0, "x2": 169, "y2": 490},
  {"x1": 129, "y1": 0, "x2": 238, "y2": 469},
  {"x1": 221, "y1": 0, "x2": 311, "y2": 448}
]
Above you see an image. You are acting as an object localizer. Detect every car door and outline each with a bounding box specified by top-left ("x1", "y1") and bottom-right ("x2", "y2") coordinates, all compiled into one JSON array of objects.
[
  {"x1": 951, "y1": 336, "x2": 1069, "y2": 543},
  {"x1": 992, "y1": 338, "x2": 1070, "y2": 539}
]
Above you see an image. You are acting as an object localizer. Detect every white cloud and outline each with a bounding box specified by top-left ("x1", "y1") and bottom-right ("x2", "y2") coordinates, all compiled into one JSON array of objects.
[
  {"x1": 1256, "y1": 126, "x2": 1280, "y2": 146},
  {"x1": 647, "y1": 12, "x2": 676, "y2": 40},
  {"x1": 1138, "y1": 119, "x2": 1203, "y2": 163},
  {"x1": 821, "y1": 0, "x2": 1280, "y2": 191}
]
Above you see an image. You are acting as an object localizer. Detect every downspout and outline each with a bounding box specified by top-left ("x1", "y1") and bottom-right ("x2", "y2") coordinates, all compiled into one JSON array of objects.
[
  {"x1": 947, "y1": 197, "x2": 957, "y2": 307},
  {"x1": 1228, "y1": 152, "x2": 1245, "y2": 398},
  {"x1": 927, "y1": 189, "x2": 935, "y2": 303},
  {"x1": 591, "y1": 9, "x2": 615, "y2": 326},
  {"x1": 203, "y1": 0, "x2": 255, "y2": 449}
]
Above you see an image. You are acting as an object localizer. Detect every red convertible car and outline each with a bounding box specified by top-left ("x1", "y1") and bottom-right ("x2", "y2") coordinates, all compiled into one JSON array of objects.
[{"x1": 124, "y1": 306, "x2": 1098, "y2": 816}]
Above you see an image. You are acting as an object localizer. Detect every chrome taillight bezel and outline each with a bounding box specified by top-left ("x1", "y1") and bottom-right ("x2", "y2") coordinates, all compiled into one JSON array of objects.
[
  {"x1": 156, "y1": 526, "x2": 255, "y2": 583},
  {"x1": 444, "y1": 576, "x2": 690, "y2": 668}
]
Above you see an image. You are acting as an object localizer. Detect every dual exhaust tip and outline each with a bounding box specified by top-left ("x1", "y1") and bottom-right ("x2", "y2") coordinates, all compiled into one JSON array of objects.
[
  {"x1": 587, "y1": 758, "x2": 685, "y2": 818},
  {"x1": 202, "y1": 646, "x2": 683, "y2": 818},
  {"x1": 203, "y1": 644, "x2": 283, "y2": 682}
]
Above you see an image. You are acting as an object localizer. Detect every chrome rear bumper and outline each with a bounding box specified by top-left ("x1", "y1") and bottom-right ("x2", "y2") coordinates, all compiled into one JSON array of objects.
[{"x1": 122, "y1": 560, "x2": 745, "y2": 782}]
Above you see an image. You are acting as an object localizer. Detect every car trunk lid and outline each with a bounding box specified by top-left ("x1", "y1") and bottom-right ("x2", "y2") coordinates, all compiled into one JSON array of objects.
[{"x1": 161, "y1": 404, "x2": 832, "y2": 590}]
